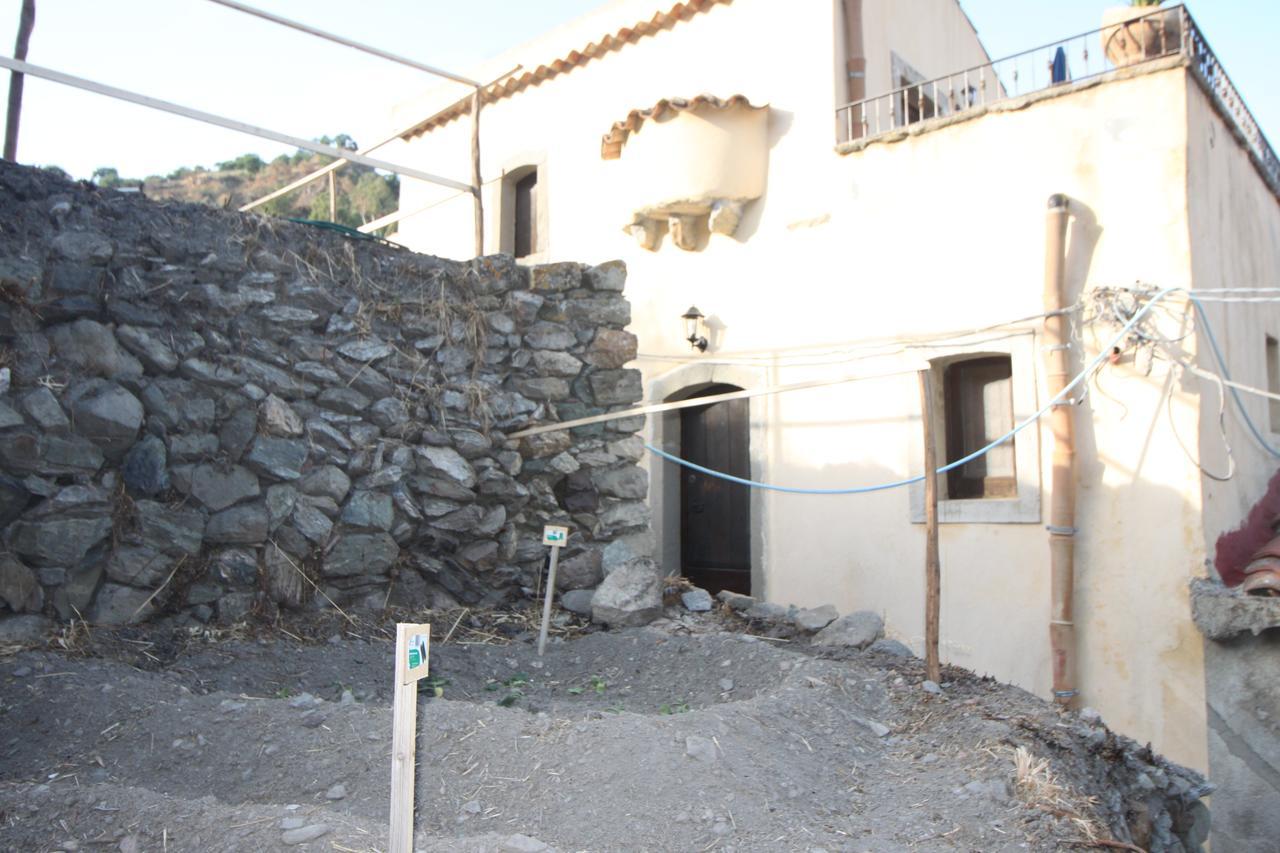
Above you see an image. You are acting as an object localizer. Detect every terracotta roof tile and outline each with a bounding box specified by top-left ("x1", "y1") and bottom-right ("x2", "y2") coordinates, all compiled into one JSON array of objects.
[
  {"x1": 600, "y1": 93, "x2": 765, "y2": 159},
  {"x1": 399, "y1": 0, "x2": 731, "y2": 140}
]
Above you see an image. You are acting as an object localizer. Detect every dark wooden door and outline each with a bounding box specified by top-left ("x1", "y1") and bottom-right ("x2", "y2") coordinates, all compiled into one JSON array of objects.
[{"x1": 681, "y1": 385, "x2": 750, "y2": 595}]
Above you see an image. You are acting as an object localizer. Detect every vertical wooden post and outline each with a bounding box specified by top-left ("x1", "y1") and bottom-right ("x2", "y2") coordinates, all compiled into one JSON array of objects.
[
  {"x1": 327, "y1": 169, "x2": 336, "y2": 222},
  {"x1": 3, "y1": 0, "x2": 36, "y2": 162},
  {"x1": 537, "y1": 543, "x2": 562, "y2": 656},
  {"x1": 390, "y1": 623, "x2": 430, "y2": 853},
  {"x1": 470, "y1": 87, "x2": 483, "y2": 257},
  {"x1": 918, "y1": 369, "x2": 941, "y2": 684}
]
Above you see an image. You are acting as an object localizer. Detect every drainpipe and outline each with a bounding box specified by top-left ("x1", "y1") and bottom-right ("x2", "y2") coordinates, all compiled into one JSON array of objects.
[
  {"x1": 842, "y1": 0, "x2": 866, "y2": 107},
  {"x1": 1044, "y1": 193, "x2": 1077, "y2": 707}
]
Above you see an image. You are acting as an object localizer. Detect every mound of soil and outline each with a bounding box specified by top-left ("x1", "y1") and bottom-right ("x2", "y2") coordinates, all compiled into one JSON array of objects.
[{"x1": 0, "y1": 613, "x2": 1209, "y2": 852}]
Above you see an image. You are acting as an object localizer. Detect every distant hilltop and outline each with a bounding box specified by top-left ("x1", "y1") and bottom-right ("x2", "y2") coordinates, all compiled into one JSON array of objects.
[{"x1": 65, "y1": 134, "x2": 399, "y2": 232}]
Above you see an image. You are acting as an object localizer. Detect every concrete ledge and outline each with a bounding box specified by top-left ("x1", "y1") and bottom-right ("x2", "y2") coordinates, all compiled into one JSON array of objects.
[{"x1": 1190, "y1": 578, "x2": 1280, "y2": 640}]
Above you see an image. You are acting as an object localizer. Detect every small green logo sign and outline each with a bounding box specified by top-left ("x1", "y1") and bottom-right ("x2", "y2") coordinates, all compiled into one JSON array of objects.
[{"x1": 408, "y1": 647, "x2": 421, "y2": 669}]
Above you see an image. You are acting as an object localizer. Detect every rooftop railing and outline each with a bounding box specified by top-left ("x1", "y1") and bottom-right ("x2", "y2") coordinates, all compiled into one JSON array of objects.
[{"x1": 836, "y1": 5, "x2": 1279, "y2": 192}]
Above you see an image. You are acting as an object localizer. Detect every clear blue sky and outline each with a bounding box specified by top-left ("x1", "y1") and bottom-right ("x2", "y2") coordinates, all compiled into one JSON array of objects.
[{"x1": 1, "y1": 1, "x2": 1277, "y2": 180}]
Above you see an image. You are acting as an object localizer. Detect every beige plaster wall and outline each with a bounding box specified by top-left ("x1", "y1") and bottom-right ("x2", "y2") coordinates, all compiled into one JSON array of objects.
[{"x1": 387, "y1": 2, "x2": 1213, "y2": 770}]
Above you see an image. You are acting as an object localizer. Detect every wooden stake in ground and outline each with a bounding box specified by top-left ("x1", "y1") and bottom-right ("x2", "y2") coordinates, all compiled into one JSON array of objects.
[
  {"x1": 918, "y1": 369, "x2": 941, "y2": 683},
  {"x1": 390, "y1": 622, "x2": 430, "y2": 853},
  {"x1": 3, "y1": 0, "x2": 36, "y2": 162},
  {"x1": 537, "y1": 525, "x2": 569, "y2": 656}
]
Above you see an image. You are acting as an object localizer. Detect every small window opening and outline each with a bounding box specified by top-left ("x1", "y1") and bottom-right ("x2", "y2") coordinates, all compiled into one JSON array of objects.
[
  {"x1": 1267, "y1": 336, "x2": 1280, "y2": 431},
  {"x1": 514, "y1": 171, "x2": 538, "y2": 259},
  {"x1": 943, "y1": 356, "x2": 1016, "y2": 499}
]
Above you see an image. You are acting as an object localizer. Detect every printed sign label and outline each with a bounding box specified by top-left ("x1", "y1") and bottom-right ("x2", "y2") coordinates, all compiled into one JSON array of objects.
[{"x1": 542, "y1": 525, "x2": 569, "y2": 547}]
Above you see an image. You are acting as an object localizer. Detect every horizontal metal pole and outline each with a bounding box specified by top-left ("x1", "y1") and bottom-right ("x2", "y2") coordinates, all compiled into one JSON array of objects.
[
  {"x1": 0, "y1": 56, "x2": 474, "y2": 193},
  {"x1": 244, "y1": 63, "x2": 521, "y2": 213},
  {"x1": 507, "y1": 366, "x2": 926, "y2": 439},
  {"x1": 205, "y1": 0, "x2": 481, "y2": 88}
]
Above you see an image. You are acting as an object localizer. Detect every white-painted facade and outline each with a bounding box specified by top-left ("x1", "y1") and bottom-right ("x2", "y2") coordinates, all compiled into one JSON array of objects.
[{"x1": 382, "y1": 0, "x2": 1280, "y2": 810}]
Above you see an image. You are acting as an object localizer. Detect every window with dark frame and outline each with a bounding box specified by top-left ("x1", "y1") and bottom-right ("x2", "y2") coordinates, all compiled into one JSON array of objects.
[
  {"x1": 943, "y1": 355, "x2": 1016, "y2": 500},
  {"x1": 513, "y1": 170, "x2": 538, "y2": 259}
]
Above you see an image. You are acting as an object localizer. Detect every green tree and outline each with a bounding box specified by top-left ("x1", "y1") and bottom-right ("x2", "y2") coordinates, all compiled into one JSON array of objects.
[
  {"x1": 216, "y1": 153, "x2": 265, "y2": 173},
  {"x1": 350, "y1": 171, "x2": 396, "y2": 224},
  {"x1": 41, "y1": 165, "x2": 70, "y2": 181},
  {"x1": 92, "y1": 167, "x2": 120, "y2": 188}
]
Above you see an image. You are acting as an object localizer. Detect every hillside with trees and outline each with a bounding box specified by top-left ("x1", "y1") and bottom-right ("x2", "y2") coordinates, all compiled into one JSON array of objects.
[{"x1": 86, "y1": 134, "x2": 399, "y2": 231}]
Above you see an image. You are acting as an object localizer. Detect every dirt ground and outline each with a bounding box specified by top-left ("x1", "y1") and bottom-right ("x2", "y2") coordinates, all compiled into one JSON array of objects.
[{"x1": 0, "y1": 607, "x2": 1206, "y2": 852}]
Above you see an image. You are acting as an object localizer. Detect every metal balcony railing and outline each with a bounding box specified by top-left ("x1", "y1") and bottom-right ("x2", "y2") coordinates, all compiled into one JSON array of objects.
[{"x1": 835, "y1": 5, "x2": 1279, "y2": 193}]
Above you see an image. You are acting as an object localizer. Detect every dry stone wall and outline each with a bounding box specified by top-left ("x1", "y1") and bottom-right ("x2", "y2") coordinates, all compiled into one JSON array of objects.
[{"x1": 0, "y1": 161, "x2": 652, "y2": 630}]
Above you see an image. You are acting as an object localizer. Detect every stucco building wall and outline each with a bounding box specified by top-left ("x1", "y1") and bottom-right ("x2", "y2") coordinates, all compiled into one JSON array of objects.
[{"x1": 383, "y1": 0, "x2": 1280, "y2": 778}]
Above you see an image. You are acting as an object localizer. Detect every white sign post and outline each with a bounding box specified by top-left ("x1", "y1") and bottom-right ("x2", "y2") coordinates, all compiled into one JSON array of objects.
[
  {"x1": 537, "y1": 525, "x2": 569, "y2": 656},
  {"x1": 389, "y1": 622, "x2": 430, "y2": 853}
]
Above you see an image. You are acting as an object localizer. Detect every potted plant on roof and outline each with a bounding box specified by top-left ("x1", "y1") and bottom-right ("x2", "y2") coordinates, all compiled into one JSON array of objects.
[{"x1": 1101, "y1": 0, "x2": 1183, "y2": 68}]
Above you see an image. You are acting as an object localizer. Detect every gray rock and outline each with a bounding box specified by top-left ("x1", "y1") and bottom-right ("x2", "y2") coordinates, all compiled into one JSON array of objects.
[
  {"x1": 39, "y1": 434, "x2": 104, "y2": 475},
  {"x1": 588, "y1": 369, "x2": 643, "y2": 406},
  {"x1": 593, "y1": 466, "x2": 648, "y2": 499},
  {"x1": 337, "y1": 338, "x2": 391, "y2": 361},
  {"x1": 292, "y1": 502, "x2": 333, "y2": 543},
  {"x1": 0, "y1": 474, "x2": 30, "y2": 527},
  {"x1": 265, "y1": 484, "x2": 298, "y2": 530},
  {"x1": 341, "y1": 491, "x2": 394, "y2": 531},
  {"x1": 71, "y1": 383, "x2": 144, "y2": 459},
  {"x1": 245, "y1": 436, "x2": 308, "y2": 481},
  {"x1": 0, "y1": 614, "x2": 53, "y2": 643},
  {"x1": 793, "y1": 604, "x2": 839, "y2": 632},
  {"x1": 868, "y1": 638, "x2": 914, "y2": 658},
  {"x1": 531, "y1": 350, "x2": 583, "y2": 377},
  {"x1": 547, "y1": 451, "x2": 580, "y2": 474},
  {"x1": 369, "y1": 397, "x2": 409, "y2": 429},
  {"x1": 681, "y1": 588, "x2": 714, "y2": 612},
  {"x1": 218, "y1": 406, "x2": 258, "y2": 460},
  {"x1": 136, "y1": 501, "x2": 205, "y2": 556},
  {"x1": 591, "y1": 556, "x2": 663, "y2": 627},
  {"x1": 457, "y1": 539, "x2": 499, "y2": 570},
  {"x1": 432, "y1": 504, "x2": 484, "y2": 532},
  {"x1": 585, "y1": 259, "x2": 626, "y2": 292},
  {"x1": 0, "y1": 401, "x2": 23, "y2": 430},
  {"x1": 122, "y1": 435, "x2": 169, "y2": 496},
  {"x1": 0, "y1": 556, "x2": 42, "y2": 612},
  {"x1": 560, "y1": 589, "x2": 594, "y2": 615},
  {"x1": 116, "y1": 325, "x2": 179, "y2": 372},
  {"x1": 598, "y1": 500, "x2": 648, "y2": 530},
  {"x1": 555, "y1": 549, "x2": 603, "y2": 591},
  {"x1": 511, "y1": 376, "x2": 570, "y2": 401},
  {"x1": 685, "y1": 735, "x2": 718, "y2": 763},
  {"x1": 49, "y1": 319, "x2": 142, "y2": 378},
  {"x1": 357, "y1": 465, "x2": 403, "y2": 490},
  {"x1": 20, "y1": 387, "x2": 69, "y2": 430},
  {"x1": 205, "y1": 503, "x2": 269, "y2": 545},
  {"x1": 529, "y1": 262, "x2": 581, "y2": 292},
  {"x1": 813, "y1": 610, "x2": 884, "y2": 649},
  {"x1": 602, "y1": 531, "x2": 655, "y2": 574},
  {"x1": 317, "y1": 387, "x2": 371, "y2": 415},
  {"x1": 299, "y1": 465, "x2": 350, "y2": 503},
  {"x1": 91, "y1": 583, "x2": 155, "y2": 624},
  {"x1": 922, "y1": 680, "x2": 943, "y2": 695},
  {"x1": 260, "y1": 394, "x2": 304, "y2": 436},
  {"x1": 190, "y1": 464, "x2": 260, "y2": 511},
  {"x1": 281, "y1": 824, "x2": 330, "y2": 846},
  {"x1": 306, "y1": 418, "x2": 353, "y2": 453},
  {"x1": 106, "y1": 546, "x2": 177, "y2": 588},
  {"x1": 51, "y1": 563, "x2": 102, "y2": 620},
  {"x1": 585, "y1": 328, "x2": 638, "y2": 368},
  {"x1": 322, "y1": 533, "x2": 398, "y2": 576},
  {"x1": 416, "y1": 445, "x2": 476, "y2": 487},
  {"x1": 259, "y1": 305, "x2": 319, "y2": 325},
  {"x1": 523, "y1": 322, "x2": 575, "y2": 350},
  {"x1": 325, "y1": 783, "x2": 346, "y2": 800},
  {"x1": 52, "y1": 230, "x2": 113, "y2": 264},
  {"x1": 501, "y1": 834, "x2": 549, "y2": 853},
  {"x1": 167, "y1": 432, "x2": 219, "y2": 462},
  {"x1": 9, "y1": 513, "x2": 112, "y2": 567},
  {"x1": 746, "y1": 601, "x2": 790, "y2": 622}
]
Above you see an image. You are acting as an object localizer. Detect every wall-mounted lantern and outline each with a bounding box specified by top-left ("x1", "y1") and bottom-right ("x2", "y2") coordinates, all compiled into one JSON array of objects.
[{"x1": 682, "y1": 306, "x2": 708, "y2": 352}]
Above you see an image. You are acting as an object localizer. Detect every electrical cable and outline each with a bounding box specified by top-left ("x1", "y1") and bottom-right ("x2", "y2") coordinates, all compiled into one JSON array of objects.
[
  {"x1": 645, "y1": 287, "x2": 1183, "y2": 494},
  {"x1": 1187, "y1": 296, "x2": 1280, "y2": 458}
]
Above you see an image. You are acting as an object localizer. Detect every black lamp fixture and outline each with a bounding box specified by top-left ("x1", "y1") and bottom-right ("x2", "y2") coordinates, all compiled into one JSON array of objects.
[{"x1": 682, "y1": 305, "x2": 708, "y2": 352}]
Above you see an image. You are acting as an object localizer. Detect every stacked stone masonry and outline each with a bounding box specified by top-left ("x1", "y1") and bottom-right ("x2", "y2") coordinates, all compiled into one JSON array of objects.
[{"x1": 0, "y1": 161, "x2": 653, "y2": 629}]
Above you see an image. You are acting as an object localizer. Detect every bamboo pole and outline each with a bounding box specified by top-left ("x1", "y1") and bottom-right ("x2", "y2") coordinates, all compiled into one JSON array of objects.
[
  {"x1": 328, "y1": 169, "x2": 336, "y2": 222},
  {"x1": 918, "y1": 369, "x2": 941, "y2": 683},
  {"x1": 3, "y1": 0, "x2": 36, "y2": 162},
  {"x1": 1043, "y1": 193, "x2": 1077, "y2": 707},
  {"x1": 471, "y1": 88, "x2": 483, "y2": 256}
]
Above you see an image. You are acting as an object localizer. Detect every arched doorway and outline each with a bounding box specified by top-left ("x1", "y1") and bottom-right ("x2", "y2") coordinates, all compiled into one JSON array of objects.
[{"x1": 678, "y1": 384, "x2": 751, "y2": 595}]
